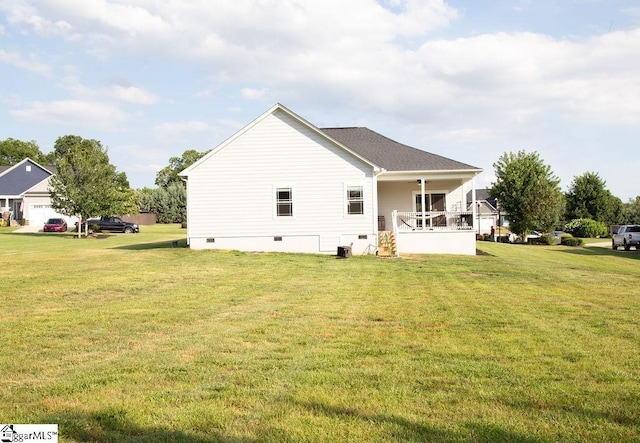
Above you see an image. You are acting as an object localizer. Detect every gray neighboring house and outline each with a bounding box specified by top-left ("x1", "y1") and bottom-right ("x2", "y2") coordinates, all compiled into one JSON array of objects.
[
  {"x1": 0, "y1": 158, "x2": 72, "y2": 227},
  {"x1": 466, "y1": 189, "x2": 510, "y2": 235}
]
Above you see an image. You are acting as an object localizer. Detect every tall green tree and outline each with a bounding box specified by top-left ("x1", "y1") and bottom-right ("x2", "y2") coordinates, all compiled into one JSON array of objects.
[
  {"x1": 622, "y1": 196, "x2": 640, "y2": 224},
  {"x1": 136, "y1": 187, "x2": 155, "y2": 213},
  {"x1": 489, "y1": 150, "x2": 564, "y2": 237},
  {"x1": 151, "y1": 149, "x2": 208, "y2": 224},
  {"x1": 150, "y1": 182, "x2": 187, "y2": 224},
  {"x1": 155, "y1": 149, "x2": 210, "y2": 188},
  {"x1": 0, "y1": 138, "x2": 49, "y2": 165},
  {"x1": 565, "y1": 172, "x2": 622, "y2": 225},
  {"x1": 49, "y1": 135, "x2": 137, "y2": 236}
]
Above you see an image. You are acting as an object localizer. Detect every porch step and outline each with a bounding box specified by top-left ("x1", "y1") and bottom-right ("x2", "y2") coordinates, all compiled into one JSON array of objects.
[{"x1": 378, "y1": 231, "x2": 397, "y2": 257}]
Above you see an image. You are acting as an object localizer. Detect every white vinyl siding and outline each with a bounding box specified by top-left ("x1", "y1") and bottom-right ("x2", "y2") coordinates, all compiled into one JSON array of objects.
[{"x1": 185, "y1": 109, "x2": 375, "y2": 240}]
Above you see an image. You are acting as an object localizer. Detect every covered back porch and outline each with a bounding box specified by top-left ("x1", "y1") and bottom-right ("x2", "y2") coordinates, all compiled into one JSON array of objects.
[{"x1": 376, "y1": 172, "x2": 479, "y2": 256}]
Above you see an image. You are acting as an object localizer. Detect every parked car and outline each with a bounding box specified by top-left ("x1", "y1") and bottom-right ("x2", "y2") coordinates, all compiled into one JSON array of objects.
[
  {"x1": 509, "y1": 231, "x2": 541, "y2": 243},
  {"x1": 43, "y1": 218, "x2": 67, "y2": 232},
  {"x1": 79, "y1": 216, "x2": 139, "y2": 234}
]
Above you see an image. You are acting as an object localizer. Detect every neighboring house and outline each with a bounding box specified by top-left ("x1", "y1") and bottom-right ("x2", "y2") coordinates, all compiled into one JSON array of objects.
[
  {"x1": 180, "y1": 104, "x2": 483, "y2": 256},
  {"x1": 466, "y1": 189, "x2": 510, "y2": 235},
  {"x1": 0, "y1": 158, "x2": 73, "y2": 227}
]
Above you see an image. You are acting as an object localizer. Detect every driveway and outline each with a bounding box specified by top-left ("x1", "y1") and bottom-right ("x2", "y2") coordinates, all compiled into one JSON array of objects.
[{"x1": 15, "y1": 224, "x2": 42, "y2": 233}]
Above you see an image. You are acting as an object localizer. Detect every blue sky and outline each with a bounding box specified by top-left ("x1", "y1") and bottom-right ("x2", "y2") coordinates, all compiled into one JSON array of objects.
[{"x1": 1, "y1": 0, "x2": 639, "y2": 200}]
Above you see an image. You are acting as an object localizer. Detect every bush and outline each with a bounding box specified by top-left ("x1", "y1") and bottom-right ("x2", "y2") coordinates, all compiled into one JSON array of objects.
[
  {"x1": 564, "y1": 218, "x2": 608, "y2": 238},
  {"x1": 561, "y1": 237, "x2": 584, "y2": 246},
  {"x1": 540, "y1": 235, "x2": 556, "y2": 245}
]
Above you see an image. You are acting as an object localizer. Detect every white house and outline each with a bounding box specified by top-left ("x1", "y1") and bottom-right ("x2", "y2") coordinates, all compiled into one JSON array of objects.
[{"x1": 180, "y1": 104, "x2": 483, "y2": 256}]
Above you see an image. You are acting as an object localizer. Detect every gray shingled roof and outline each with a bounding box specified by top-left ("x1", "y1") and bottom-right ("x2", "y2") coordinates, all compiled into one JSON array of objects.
[{"x1": 320, "y1": 127, "x2": 479, "y2": 172}]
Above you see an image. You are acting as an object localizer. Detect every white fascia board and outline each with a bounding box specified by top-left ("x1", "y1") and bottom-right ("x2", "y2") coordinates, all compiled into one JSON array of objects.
[{"x1": 376, "y1": 168, "x2": 483, "y2": 182}]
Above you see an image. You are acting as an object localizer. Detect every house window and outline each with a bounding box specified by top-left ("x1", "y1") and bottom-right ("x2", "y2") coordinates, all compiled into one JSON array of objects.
[
  {"x1": 275, "y1": 187, "x2": 293, "y2": 217},
  {"x1": 346, "y1": 185, "x2": 364, "y2": 215},
  {"x1": 415, "y1": 193, "x2": 446, "y2": 227}
]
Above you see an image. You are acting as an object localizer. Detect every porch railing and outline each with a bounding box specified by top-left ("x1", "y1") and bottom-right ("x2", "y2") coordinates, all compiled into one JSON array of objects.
[{"x1": 392, "y1": 210, "x2": 475, "y2": 232}]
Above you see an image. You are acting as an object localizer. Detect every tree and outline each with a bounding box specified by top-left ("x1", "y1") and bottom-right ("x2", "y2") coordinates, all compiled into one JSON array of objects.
[
  {"x1": 149, "y1": 182, "x2": 186, "y2": 224},
  {"x1": 565, "y1": 172, "x2": 622, "y2": 225},
  {"x1": 136, "y1": 187, "x2": 155, "y2": 213},
  {"x1": 0, "y1": 138, "x2": 49, "y2": 165},
  {"x1": 622, "y1": 196, "x2": 640, "y2": 224},
  {"x1": 48, "y1": 135, "x2": 137, "y2": 237},
  {"x1": 155, "y1": 149, "x2": 210, "y2": 188},
  {"x1": 489, "y1": 150, "x2": 564, "y2": 238}
]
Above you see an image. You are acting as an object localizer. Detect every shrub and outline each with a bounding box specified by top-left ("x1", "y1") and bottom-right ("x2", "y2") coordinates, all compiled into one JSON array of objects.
[
  {"x1": 540, "y1": 235, "x2": 556, "y2": 245},
  {"x1": 561, "y1": 237, "x2": 584, "y2": 246},
  {"x1": 564, "y1": 218, "x2": 608, "y2": 238}
]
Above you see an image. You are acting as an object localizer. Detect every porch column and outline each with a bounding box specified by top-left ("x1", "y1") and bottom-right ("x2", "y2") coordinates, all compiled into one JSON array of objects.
[
  {"x1": 420, "y1": 178, "x2": 426, "y2": 231},
  {"x1": 471, "y1": 179, "x2": 478, "y2": 234}
]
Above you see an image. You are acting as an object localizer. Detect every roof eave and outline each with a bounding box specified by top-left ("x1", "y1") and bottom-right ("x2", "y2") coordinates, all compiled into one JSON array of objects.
[{"x1": 377, "y1": 168, "x2": 483, "y2": 181}]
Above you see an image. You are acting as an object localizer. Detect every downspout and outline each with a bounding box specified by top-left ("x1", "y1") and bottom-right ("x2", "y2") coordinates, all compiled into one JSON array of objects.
[
  {"x1": 372, "y1": 171, "x2": 380, "y2": 238},
  {"x1": 181, "y1": 176, "x2": 190, "y2": 245}
]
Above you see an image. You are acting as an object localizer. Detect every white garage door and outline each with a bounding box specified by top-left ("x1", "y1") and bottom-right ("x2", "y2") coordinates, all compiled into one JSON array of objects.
[{"x1": 29, "y1": 204, "x2": 72, "y2": 228}]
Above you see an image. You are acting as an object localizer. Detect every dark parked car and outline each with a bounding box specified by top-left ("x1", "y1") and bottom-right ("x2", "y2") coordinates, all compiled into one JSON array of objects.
[
  {"x1": 80, "y1": 216, "x2": 139, "y2": 234},
  {"x1": 43, "y1": 218, "x2": 68, "y2": 232}
]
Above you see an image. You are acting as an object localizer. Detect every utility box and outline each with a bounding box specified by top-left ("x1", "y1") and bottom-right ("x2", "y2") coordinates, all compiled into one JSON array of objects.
[{"x1": 337, "y1": 246, "x2": 352, "y2": 258}]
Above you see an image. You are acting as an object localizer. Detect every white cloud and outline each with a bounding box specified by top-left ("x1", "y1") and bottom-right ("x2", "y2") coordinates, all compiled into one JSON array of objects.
[
  {"x1": 1, "y1": 0, "x2": 72, "y2": 37},
  {"x1": 110, "y1": 85, "x2": 158, "y2": 105},
  {"x1": 241, "y1": 88, "x2": 270, "y2": 100},
  {"x1": 60, "y1": 76, "x2": 158, "y2": 105},
  {"x1": 0, "y1": 49, "x2": 51, "y2": 75},
  {"x1": 153, "y1": 121, "x2": 210, "y2": 141},
  {"x1": 10, "y1": 100, "x2": 138, "y2": 130},
  {"x1": 435, "y1": 127, "x2": 498, "y2": 143}
]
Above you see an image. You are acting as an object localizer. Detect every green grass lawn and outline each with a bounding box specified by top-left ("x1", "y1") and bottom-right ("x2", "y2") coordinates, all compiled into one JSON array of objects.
[{"x1": 1, "y1": 226, "x2": 639, "y2": 442}]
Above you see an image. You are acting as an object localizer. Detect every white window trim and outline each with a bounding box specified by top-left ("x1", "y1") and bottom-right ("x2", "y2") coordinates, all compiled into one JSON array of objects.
[
  {"x1": 344, "y1": 182, "x2": 365, "y2": 217},
  {"x1": 273, "y1": 184, "x2": 296, "y2": 219}
]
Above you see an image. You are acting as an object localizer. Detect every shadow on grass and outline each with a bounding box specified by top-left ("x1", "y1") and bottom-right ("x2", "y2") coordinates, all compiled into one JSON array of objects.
[
  {"x1": 556, "y1": 244, "x2": 640, "y2": 259},
  {"x1": 501, "y1": 397, "x2": 640, "y2": 432},
  {"x1": 295, "y1": 400, "x2": 543, "y2": 442},
  {"x1": 37, "y1": 408, "x2": 256, "y2": 443},
  {"x1": 112, "y1": 239, "x2": 188, "y2": 250}
]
